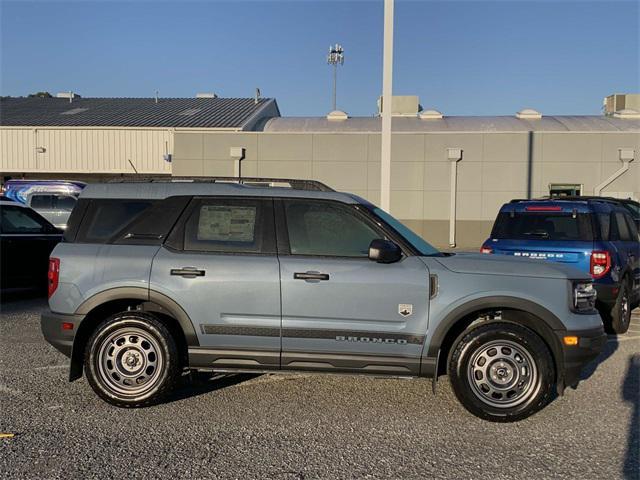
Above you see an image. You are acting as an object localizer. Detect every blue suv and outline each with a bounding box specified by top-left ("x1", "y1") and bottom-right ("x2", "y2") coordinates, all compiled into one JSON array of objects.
[{"x1": 482, "y1": 198, "x2": 640, "y2": 334}]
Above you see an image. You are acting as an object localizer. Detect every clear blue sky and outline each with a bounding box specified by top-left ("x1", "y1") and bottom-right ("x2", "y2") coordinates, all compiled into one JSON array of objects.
[{"x1": 1, "y1": 0, "x2": 638, "y2": 116}]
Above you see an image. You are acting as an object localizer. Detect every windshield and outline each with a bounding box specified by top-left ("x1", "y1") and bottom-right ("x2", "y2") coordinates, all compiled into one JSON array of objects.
[{"x1": 372, "y1": 208, "x2": 440, "y2": 256}]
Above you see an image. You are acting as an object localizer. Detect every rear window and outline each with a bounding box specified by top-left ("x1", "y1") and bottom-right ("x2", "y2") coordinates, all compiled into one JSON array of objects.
[
  {"x1": 491, "y1": 211, "x2": 594, "y2": 241},
  {"x1": 30, "y1": 194, "x2": 77, "y2": 211},
  {"x1": 76, "y1": 199, "x2": 155, "y2": 243}
]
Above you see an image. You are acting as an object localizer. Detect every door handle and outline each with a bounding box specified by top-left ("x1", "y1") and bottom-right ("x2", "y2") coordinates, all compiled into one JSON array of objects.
[
  {"x1": 294, "y1": 271, "x2": 330, "y2": 281},
  {"x1": 170, "y1": 267, "x2": 206, "y2": 278}
]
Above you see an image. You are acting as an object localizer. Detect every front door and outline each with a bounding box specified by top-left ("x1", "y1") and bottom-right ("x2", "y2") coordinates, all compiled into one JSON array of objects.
[
  {"x1": 150, "y1": 197, "x2": 281, "y2": 370},
  {"x1": 276, "y1": 199, "x2": 430, "y2": 376}
]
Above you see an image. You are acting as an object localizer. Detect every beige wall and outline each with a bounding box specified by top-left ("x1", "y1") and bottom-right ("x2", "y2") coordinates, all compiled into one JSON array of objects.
[
  {"x1": 1, "y1": 127, "x2": 173, "y2": 174},
  {"x1": 173, "y1": 130, "x2": 640, "y2": 249}
]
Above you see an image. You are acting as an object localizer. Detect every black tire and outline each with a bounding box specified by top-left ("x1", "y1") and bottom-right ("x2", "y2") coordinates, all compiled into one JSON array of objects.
[
  {"x1": 448, "y1": 322, "x2": 555, "y2": 422},
  {"x1": 606, "y1": 280, "x2": 632, "y2": 335},
  {"x1": 84, "y1": 311, "x2": 181, "y2": 408}
]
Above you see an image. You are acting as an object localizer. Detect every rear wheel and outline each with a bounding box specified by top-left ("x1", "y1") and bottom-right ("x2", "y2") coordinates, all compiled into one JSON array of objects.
[
  {"x1": 607, "y1": 281, "x2": 631, "y2": 335},
  {"x1": 448, "y1": 322, "x2": 555, "y2": 422},
  {"x1": 85, "y1": 312, "x2": 180, "y2": 407}
]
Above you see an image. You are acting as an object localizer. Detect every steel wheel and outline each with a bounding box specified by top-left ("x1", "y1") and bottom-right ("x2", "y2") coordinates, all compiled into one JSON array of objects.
[
  {"x1": 466, "y1": 339, "x2": 539, "y2": 409},
  {"x1": 96, "y1": 326, "x2": 164, "y2": 397}
]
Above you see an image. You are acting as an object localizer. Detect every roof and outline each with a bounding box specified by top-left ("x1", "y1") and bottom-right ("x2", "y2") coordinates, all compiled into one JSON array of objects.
[
  {"x1": 80, "y1": 181, "x2": 357, "y2": 203},
  {"x1": 259, "y1": 115, "x2": 640, "y2": 133},
  {"x1": 0, "y1": 97, "x2": 279, "y2": 129}
]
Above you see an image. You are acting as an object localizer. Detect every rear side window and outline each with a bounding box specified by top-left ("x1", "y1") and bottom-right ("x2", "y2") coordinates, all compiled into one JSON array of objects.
[
  {"x1": 612, "y1": 212, "x2": 633, "y2": 242},
  {"x1": 182, "y1": 198, "x2": 274, "y2": 254},
  {"x1": 29, "y1": 194, "x2": 54, "y2": 209},
  {"x1": 30, "y1": 194, "x2": 77, "y2": 212},
  {"x1": 491, "y1": 211, "x2": 594, "y2": 241},
  {"x1": 76, "y1": 200, "x2": 154, "y2": 243}
]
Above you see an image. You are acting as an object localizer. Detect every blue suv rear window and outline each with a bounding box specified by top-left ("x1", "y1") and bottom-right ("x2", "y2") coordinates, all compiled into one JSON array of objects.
[{"x1": 491, "y1": 211, "x2": 594, "y2": 241}]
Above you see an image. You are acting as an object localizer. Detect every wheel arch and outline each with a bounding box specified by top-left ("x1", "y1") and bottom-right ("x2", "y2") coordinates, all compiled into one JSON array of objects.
[
  {"x1": 429, "y1": 296, "x2": 564, "y2": 386},
  {"x1": 69, "y1": 287, "x2": 198, "y2": 381}
]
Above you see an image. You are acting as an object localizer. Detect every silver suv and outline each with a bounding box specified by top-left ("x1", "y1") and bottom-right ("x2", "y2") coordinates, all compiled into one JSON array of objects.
[{"x1": 41, "y1": 178, "x2": 606, "y2": 422}]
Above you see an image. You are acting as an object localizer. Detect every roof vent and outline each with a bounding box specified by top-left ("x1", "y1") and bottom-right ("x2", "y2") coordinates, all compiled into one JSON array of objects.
[
  {"x1": 327, "y1": 110, "x2": 348, "y2": 121},
  {"x1": 178, "y1": 108, "x2": 202, "y2": 116},
  {"x1": 419, "y1": 109, "x2": 443, "y2": 120},
  {"x1": 196, "y1": 93, "x2": 217, "y2": 98},
  {"x1": 61, "y1": 108, "x2": 88, "y2": 116},
  {"x1": 56, "y1": 92, "x2": 80, "y2": 99},
  {"x1": 516, "y1": 108, "x2": 542, "y2": 119},
  {"x1": 613, "y1": 108, "x2": 640, "y2": 119}
]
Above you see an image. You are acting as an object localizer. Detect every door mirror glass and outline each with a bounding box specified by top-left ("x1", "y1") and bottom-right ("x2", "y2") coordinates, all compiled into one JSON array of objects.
[{"x1": 368, "y1": 239, "x2": 402, "y2": 264}]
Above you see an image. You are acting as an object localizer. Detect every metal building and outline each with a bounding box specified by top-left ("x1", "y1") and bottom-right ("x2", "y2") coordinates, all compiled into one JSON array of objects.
[
  {"x1": 0, "y1": 96, "x2": 280, "y2": 178},
  {"x1": 171, "y1": 105, "x2": 640, "y2": 248},
  {"x1": 2, "y1": 95, "x2": 638, "y2": 248}
]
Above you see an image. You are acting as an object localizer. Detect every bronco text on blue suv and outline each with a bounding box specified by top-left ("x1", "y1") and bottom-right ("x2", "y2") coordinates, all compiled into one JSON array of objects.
[
  {"x1": 482, "y1": 198, "x2": 640, "y2": 334},
  {"x1": 42, "y1": 178, "x2": 606, "y2": 422}
]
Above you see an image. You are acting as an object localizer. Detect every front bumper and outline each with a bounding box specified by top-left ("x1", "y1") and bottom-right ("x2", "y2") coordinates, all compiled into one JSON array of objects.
[
  {"x1": 41, "y1": 310, "x2": 85, "y2": 358},
  {"x1": 557, "y1": 325, "x2": 607, "y2": 391}
]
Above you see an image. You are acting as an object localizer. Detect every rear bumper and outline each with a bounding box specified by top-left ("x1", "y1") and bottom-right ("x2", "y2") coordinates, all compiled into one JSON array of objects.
[
  {"x1": 557, "y1": 326, "x2": 607, "y2": 390},
  {"x1": 41, "y1": 310, "x2": 85, "y2": 358}
]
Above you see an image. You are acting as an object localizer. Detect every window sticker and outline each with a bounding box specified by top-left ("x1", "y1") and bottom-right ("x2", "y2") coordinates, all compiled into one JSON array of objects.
[{"x1": 197, "y1": 205, "x2": 256, "y2": 242}]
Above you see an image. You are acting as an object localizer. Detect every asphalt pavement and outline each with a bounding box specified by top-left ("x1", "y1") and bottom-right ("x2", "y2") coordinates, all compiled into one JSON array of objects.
[{"x1": 1, "y1": 296, "x2": 638, "y2": 480}]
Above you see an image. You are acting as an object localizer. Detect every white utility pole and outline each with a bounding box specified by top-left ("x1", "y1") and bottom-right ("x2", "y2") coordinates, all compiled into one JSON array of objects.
[
  {"x1": 327, "y1": 44, "x2": 345, "y2": 111},
  {"x1": 380, "y1": 0, "x2": 394, "y2": 212}
]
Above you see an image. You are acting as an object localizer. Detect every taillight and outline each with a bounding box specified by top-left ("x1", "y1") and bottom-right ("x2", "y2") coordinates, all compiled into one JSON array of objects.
[
  {"x1": 480, "y1": 245, "x2": 493, "y2": 254},
  {"x1": 590, "y1": 251, "x2": 610, "y2": 279},
  {"x1": 48, "y1": 258, "x2": 60, "y2": 298}
]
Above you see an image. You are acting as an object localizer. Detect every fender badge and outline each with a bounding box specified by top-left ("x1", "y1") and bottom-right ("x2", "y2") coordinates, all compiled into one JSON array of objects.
[{"x1": 398, "y1": 304, "x2": 413, "y2": 317}]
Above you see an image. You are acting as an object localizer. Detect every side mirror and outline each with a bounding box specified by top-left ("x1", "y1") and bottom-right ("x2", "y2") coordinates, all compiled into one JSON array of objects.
[{"x1": 368, "y1": 239, "x2": 402, "y2": 264}]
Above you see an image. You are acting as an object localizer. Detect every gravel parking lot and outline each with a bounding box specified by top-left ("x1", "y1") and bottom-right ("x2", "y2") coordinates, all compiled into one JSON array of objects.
[{"x1": 1, "y1": 296, "x2": 638, "y2": 480}]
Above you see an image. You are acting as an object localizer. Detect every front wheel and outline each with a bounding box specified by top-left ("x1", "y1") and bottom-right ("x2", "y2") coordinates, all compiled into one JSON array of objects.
[
  {"x1": 84, "y1": 312, "x2": 181, "y2": 407},
  {"x1": 448, "y1": 322, "x2": 555, "y2": 422}
]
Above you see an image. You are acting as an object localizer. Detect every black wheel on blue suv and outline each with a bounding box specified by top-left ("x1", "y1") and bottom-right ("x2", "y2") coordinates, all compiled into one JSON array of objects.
[
  {"x1": 84, "y1": 312, "x2": 181, "y2": 407},
  {"x1": 448, "y1": 322, "x2": 555, "y2": 422},
  {"x1": 601, "y1": 279, "x2": 632, "y2": 335}
]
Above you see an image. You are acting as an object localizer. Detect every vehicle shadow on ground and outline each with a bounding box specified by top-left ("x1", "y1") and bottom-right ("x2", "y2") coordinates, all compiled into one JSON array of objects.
[
  {"x1": 164, "y1": 372, "x2": 262, "y2": 404},
  {"x1": 580, "y1": 335, "x2": 619, "y2": 382},
  {"x1": 622, "y1": 353, "x2": 639, "y2": 480},
  {"x1": 0, "y1": 290, "x2": 47, "y2": 313}
]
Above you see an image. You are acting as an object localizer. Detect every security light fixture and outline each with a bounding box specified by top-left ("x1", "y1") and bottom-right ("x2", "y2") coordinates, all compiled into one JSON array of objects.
[{"x1": 327, "y1": 44, "x2": 345, "y2": 111}]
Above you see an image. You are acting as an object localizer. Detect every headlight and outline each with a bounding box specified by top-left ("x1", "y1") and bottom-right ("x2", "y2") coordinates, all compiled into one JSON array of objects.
[{"x1": 572, "y1": 281, "x2": 597, "y2": 312}]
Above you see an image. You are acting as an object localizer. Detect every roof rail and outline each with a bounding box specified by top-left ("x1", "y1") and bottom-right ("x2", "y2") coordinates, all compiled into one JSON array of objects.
[
  {"x1": 108, "y1": 176, "x2": 335, "y2": 192},
  {"x1": 509, "y1": 196, "x2": 630, "y2": 205}
]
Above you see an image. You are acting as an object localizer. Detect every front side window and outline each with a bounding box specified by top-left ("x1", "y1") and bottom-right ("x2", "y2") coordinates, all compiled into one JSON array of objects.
[
  {"x1": 184, "y1": 199, "x2": 271, "y2": 253},
  {"x1": 284, "y1": 200, "x2": 380, "y2": 257},
  {"x1": 1, "y1": 205, "x2": 51, "y2": 234}
]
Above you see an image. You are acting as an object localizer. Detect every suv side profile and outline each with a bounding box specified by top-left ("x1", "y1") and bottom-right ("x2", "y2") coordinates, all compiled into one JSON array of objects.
[
  {"x1": 42, "y1": 178, "x2": 606, "y2": 422},
  {"x1": 481, "y1": 198, "x2": 640, "y2": 334}
]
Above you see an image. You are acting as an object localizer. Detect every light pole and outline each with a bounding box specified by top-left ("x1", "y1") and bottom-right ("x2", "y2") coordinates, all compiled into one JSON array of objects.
[
  {"x1": 380, "y1": 0, "x2": 394, "y2": 212},
  {"x1": 327, "y1": 44, "x2": 345, "y2": 111}
]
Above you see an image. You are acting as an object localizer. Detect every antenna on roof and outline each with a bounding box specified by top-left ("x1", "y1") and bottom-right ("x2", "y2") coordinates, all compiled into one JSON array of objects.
[
  {"x1": 255, "y1": 88, "x2": 261, "y2": 104},
  {"x1": 155, "y1": 90, "x2": 159, "y2": 104},
  {"x1": 69, "y1": 91, "x2": 73, "y2": 104}
]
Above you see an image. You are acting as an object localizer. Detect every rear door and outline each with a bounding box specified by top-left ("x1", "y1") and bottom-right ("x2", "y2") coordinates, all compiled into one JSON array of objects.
[
  {"x1": 487, "y1": 206, "x2": 594, "y2": 274},
  {"x1": 276, "y1": 199, "x2": 430, "y2": 376},
  {"x1": 150, "y1": 197, "x2": 281, "y2": 370}
]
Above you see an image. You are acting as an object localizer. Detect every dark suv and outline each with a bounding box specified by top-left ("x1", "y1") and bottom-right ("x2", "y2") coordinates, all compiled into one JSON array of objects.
[{"x1": 482, "y1": 198, "x2": 640, "y2": 334}]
